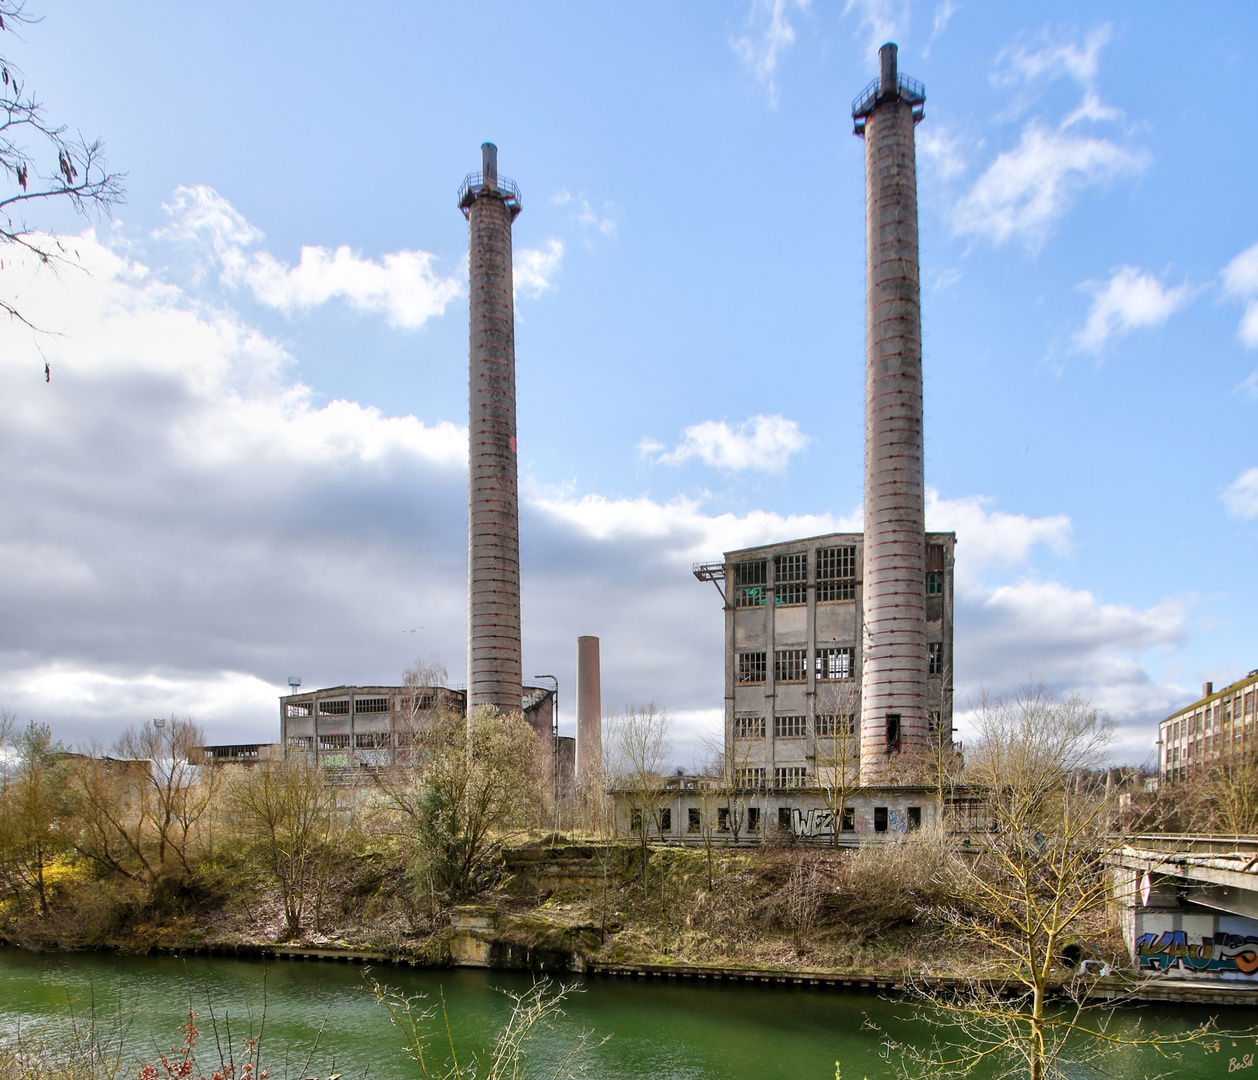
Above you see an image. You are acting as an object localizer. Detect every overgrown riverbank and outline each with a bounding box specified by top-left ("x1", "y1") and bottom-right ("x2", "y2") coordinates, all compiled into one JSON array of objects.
[{"x1": 0, "y1": 836, "x2": 1128, "y2": 984}]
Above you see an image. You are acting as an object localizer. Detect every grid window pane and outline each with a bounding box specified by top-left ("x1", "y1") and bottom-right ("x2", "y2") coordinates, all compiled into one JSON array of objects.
[
  {"x1": 774, "y1": 766, "x2": 808, "y2": 789},
  {"x1": 734, "y1": 767, "x2": 766, "y2": 790},
  {"x1": 774, "y1": 553, "x2": 807, "y2": 581},
  {"x1": 774, "y1": 649, "x2": 807, "y2": 682},
  {"x1": 928, "y1": 642, "x2": 943, "y2": 675},
  {"x1": 774, "y1": 715, "x2": 807, "y2": 738},
  {"x1": 737, "y1": 652, "x2": 767, "y2": 684},
  {"x1": 733, "y1": 716, "x2": 766, "y2": 739},
  {"x1": 816, "y1": 713, "x2": 856, "y2": 738},
  {"x1": 816, "y1": 647, "x2": 853, "y2": 680},
  {"x1": 354, "y1": 697, "x2": 389, "y2": 714},
  {"x1": 774, "y1": 581, "x2": 807, "y2": 606},
  {"x1": 817, "y1": 546, "x2": 856, "y2": 602}
]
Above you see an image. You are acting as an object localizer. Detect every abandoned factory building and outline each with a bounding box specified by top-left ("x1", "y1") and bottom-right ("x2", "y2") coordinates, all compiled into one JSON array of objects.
[{"x1": 1158, "y1": 670, "x2": 1258, "y2": 785}]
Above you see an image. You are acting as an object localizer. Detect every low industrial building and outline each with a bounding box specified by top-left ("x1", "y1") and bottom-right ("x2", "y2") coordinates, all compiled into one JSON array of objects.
[
  {"x1": 278, "y1": 683, "x2": 572, "y2": 787},
  {"x1": 1158, "y1": 671, "x2": 1258, "y2": 784}
]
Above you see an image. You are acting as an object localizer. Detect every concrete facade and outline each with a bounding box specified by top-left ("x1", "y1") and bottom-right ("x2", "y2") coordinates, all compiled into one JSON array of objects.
[
  {"x1": 618, "y1": 779, "x2": 943, "y2": 844},
  {"x1": 853, "y1": 44, "x2": 931, "y2": 781},
  {"x1": 1158, "y1": 671, "x2": 1258, "y2": 784},
  {"x1": 575, "y1": 635, "x2": 602, "y2": 784},
  {"x1": 460, "y1": 143, "x2": 524, "y2": 712},
  {"x1": 718, "y1": 531, "x2": 954, "y2": 791}
]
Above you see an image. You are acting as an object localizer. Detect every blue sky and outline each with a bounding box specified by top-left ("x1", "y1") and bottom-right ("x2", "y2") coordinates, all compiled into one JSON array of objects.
[{"x1": 3, "y1": 1, "x2": 1258, "y2": 764}]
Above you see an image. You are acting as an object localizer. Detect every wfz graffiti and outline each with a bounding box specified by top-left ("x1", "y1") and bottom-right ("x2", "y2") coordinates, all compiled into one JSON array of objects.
[{"x1": 1136, "y1": 930, "x2": 1258, "y2": 976}]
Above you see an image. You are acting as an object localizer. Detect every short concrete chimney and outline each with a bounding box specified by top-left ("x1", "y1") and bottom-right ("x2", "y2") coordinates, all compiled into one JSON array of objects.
[
  {"x1": 1203, "y1": 681, "x2": 1214, "y2": 699},
  {"x1": 575, "y1": 636, "x2": 601, "y2": 784},
  {"x1": 879, "y1": 42, "x2": 898, "y2": 95},
  {"x1": 481, "y1": 142, "x2": 498, "y2": 186}
]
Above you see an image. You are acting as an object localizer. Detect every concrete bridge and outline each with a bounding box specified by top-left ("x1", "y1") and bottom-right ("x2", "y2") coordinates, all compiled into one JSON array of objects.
[{"x1": 1111, "y1": 834, "x2": 1258, "y2": 984}]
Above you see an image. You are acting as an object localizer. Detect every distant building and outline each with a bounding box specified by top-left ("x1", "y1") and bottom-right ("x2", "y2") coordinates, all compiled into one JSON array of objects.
[
  {"x1": 696, "y1": 530, "x2": 955, "y2": 793},
  {"x1": 192, "y1": 743, "x2": 282, "y2": 766},
  {"x1": 1158, "y1": 672, "x2": 1258, "y2": 784},
  {"x1": 279, "y1": 683, "x2": 569, "y2": 787}
]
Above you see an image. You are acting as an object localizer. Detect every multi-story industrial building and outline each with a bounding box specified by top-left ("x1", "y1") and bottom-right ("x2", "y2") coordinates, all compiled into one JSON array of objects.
[
  {"x1": 696, "y1": 529, "x2": 955, "y2": 796},
  {"x1": 1158, "y1": 672, "x2": 1258, "y2": 784}
]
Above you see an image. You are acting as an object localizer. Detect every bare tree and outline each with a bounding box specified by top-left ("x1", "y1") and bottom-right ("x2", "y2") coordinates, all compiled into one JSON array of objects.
[
  {"x1": 894, "y1": 685, "x2": 1206, "y2": 1080},
  {"x1": 114, "y1": 717, "x2": 216, "y2": 883},
  {"x1": 0, "y1": 3, "x2": 124, "y2": 332},
  {"x1": 1189, "y1": 757, "x2": 1258, "y2": 835},
  {"x1": 814, "y1": 680, "x2": 861, "y2": 847},
  {"x1": 228, "y1": 756, "x2": 334, "y2": 940},
  {"x1": 701, "y1": 723, "x2": 761, "y2": 845},
  {"x1": 607, "y1": 703, "x2": 672, "y2": 893}
]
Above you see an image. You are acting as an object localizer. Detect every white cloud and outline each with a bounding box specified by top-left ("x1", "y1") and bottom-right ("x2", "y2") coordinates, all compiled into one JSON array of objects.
[
  {"x1": 731, "y1": 0, "x2": 811, "y2": 107},
  {"x1": 917, "y1": 127, "x2": 969, "y2": 181},
  {"x1": 1074, "y1": 266, "x2": 1192, "y2": 353},
  {"x1": 951, "y1": 123, "x2": 1149, "y2": 249},
  {"x1": 922, "y1": 0, "x2": 957, "y2": 58},
  {"x1": 1223, "y1": 467, "x2": 1258, "y2": 520},
  {"x1": 0, "y1": 207, "x2": 1204, "y2": 768},
  {"x1": 514, "y1": 239, "x2": 564, "y2": 300},
  {"x1": 641, "y1": 414, "x2": 810, "y2": 473},
  {"x1": 993, "y1": 24, "x2": 1112, "y2": 90},
  {"x1": 160, "y1": 185, "x2": 463, "y2": 330},
  {"x1": 843, "y1": 0, "x2": 909, "y2": 63},
  {"x1": 925, "y1": 491, "x2": 1071, "y2": 586},
  {"x1": 1222, "y1": 240, "x2": 1258, "y2": 348}
]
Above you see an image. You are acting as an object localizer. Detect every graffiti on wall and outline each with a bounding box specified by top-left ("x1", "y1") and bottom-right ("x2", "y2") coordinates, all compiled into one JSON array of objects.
[
  {"x1": 791, "y1": 808, "x2": 835, "y2": 838},
  {"x1": 1136, "y1": 930, "x2": 1258, "y2": 976}
]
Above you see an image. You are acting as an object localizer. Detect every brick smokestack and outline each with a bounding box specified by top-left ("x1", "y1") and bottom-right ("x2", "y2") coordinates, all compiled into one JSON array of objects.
[
  {"x1": 460, "y1": 143, "x2": 524, "y2": 711},
  {"x1": 852, "y1": 44, "x2": 928, "y2": 780},
  {"x1": 575, "y1": 636, "x2": 601, "y2": 784}
]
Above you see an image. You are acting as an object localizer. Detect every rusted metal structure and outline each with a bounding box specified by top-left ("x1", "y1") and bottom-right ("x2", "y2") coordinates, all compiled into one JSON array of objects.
[
  {"x1": 459, "y1": 143, "x2": 524, "y2": 712},
  {"x1": 575, "y1": 635, "x2": 602, "y2": 784},
  {"x1": 852, "y1": 44, "x2": 929, "y2": 780}
]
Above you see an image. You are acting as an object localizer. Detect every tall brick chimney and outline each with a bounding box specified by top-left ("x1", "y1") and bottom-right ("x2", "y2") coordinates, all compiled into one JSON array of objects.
[
  {"x1": 852, "y1": 45, "x2": 928, "y2": 781},
  {"x1": 459, "y1": 144, "x2": 524, "y2": 711}
]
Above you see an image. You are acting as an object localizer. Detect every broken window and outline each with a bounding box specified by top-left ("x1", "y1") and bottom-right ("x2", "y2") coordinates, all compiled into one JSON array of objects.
[
  {"x1": 747, "y1": 807, "x2": 761, "y2": 832},
  {"x1": 885, "y1": 714, "x2": 901, "y2": 752},
  {"x1": 286, "y1": 735, "x2": 313, "y2": 749},
  {"x1": 718, "y1": 807, "x2": 730, "y2": 832},
  {"x1": 840, "y1": 807, "x2": 855, "y2": 832},
  {"x1": 816, "y1": 713, "x2": 857, "y2": 738},
  {"x1": 926, "y1": 545, "x2": 946, "y2": 595},
  {"x1": 659, "y1": 808, "x2": 671, "y2": 833},
  {"x1": 318, "y1": 733, "x2": 350, "y2": 750},
  {"x1": 817, "y1": 546, "x2": 856, "y2": 602},
  {"x1": 778, "y1": 807, "x2": 793, "y2": 832},
  {"x1": 734, "y1": 767, "x2": 766, "y2": 790},
  {"x1": 733, "y1": 715, "x2": 766, "y2": 739},
  {"x1": 773, "y1": 553, "x2": 807, "y2": 606},
  {"x1": 354, "y1": 697, "x2": 389, "y2": 714},
  {"x1": 874, "y1": 806, "x2": 888, "y2": 832},
  {"x1": 774, "y1": 766, "x2": 807, "y2": 789},
  {"x1": 630, "y1": 809, "x2": 643, "y2": 833},
  {"x1": 929, "y1": 710, "x2": 943, "y2": 734},
  {"x1": 737, "y1": 652, "x2": 767, "y2": 684},
  {"x1": 318, "y1": 699, "x2": 350, "y2": 716},
  {"x1": 734, "y1": 560, "x2": 768, "y2": 607},
  {"x1": 774, "y1": 649, "x2": 807, "y2": 682},
  {"x1": 774, "y1": 715, "x2": 806, "y2": 738},
  {"x1": 354, "y1": 732, "x2": 390, "y2": 749},
  {"x1": 928, "y1": 642, "x2": 943, "y2": 675},
  {"x1": 286, "y1": 702, "x2": 312, "y2": 718},
  {"x1": 908, "y1": 806, "x2": 922, "y2": 831},
  {"x1": 687, "y1": 808, "x2": 701, "y2": 834},
  {"x1": 816, "y1": 646, "x2": 853, "y2": 680}
]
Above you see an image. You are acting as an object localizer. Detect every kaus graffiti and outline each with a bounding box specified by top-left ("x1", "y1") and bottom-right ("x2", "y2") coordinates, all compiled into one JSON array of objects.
[{"x1": 1136, "y1": 930, "x2": 1258, "y2": 976}]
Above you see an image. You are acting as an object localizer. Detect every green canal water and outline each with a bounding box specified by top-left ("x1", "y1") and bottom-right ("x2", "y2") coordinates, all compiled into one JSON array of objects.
[{"x1": 0, "y1": 950, "x2": 1245, "y2": 1080}]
